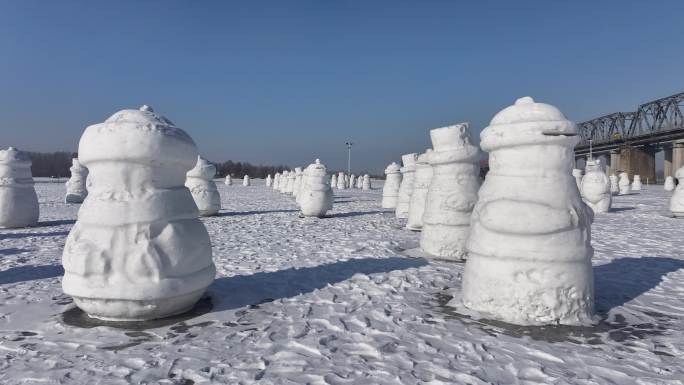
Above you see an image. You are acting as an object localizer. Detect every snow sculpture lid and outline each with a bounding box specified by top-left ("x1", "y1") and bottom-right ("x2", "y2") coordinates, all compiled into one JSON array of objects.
[
  {"x1": 187, "y1": 156, "x2": 216, "y2": 179},
  {"x1": 481, "y1": 97, "x2": 578, "y2": 150},
  {"x1": 401, "y1": 153, "x2": 418, "y2": 170},
  {"x1": 385, "y1": 162, "x2": 400, "y2": 174},
  {"x1": 78, "y1": 105, "x2": 197, "y2": 167},
  {"x1": 429, "y1": 123, "x2": 480, "y2": 164},
  {"x1": 585, "y1": 159, "x2": 602, "y2": 172},
  {"x1": 416, "y1": 150, "x2": 431, "y2": 165},
  {"x1": 295, "y1": 167, "x2": 303, "y2": 175},
  {"x1": 0, "y1": 147, "x2": 31, "y2": 165}
]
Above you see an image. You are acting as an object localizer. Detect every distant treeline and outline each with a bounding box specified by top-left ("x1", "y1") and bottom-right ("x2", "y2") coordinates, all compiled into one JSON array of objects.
[
  {"x1": 216, "y1": 160, "x2": 290, "y2": 179},
  {"x1": 29, "y1": 151, "x2": 77, "y2": 178},
  {"x1": 26, "y1": 151, "x2": 291, "y2": 179}
]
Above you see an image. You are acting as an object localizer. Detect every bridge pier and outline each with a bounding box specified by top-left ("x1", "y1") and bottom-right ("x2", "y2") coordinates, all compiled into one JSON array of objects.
[
  {"x1": 609, "y1": 149, "x2": 620, "y2": 176},
  {"x1": 674, "y1": 141, "x2": 684, "y2": 176},
  {"x1": 664, "y1": 144, "x2": 673, "y2": 178},
  {"x1": 618, "y1": 145, "x2": 656, "y2": 183}
]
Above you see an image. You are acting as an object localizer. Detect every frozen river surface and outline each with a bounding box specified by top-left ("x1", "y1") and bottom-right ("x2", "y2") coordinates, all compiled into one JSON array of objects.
[{"x1": 0, "y1": 181, "x2": 683, "y2": 384}]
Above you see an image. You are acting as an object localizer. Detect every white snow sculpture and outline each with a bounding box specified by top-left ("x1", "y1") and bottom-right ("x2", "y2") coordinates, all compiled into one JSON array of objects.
[
  {"x1": 461, "y1": 97, "x2": 595, "y2": 326},
  {"x1": 65, "y1": 158, "x2": 89, "y2": 203},
  {"x1": 293, "y1": 167, "x2": 304, "y2": 197},
  {"x1": 299, "y1": 159, "x2": 333, "y2": 217},
  {"x1": 243, "y1": 175, "x2": 250, "y2": 186},
  {"x1": 632, "y1": 175, "x2": 642, "y2": 190},
  {"x1": 62, "y1": 105, "x2": 216, "y2": 321},
  {"x1": 186, "y1": 156, "x2": 221, "y2": 216},
  {"x1": 336, "y1": 172, "x2": 346, "y2": 190},
  {"x1": 279, "y1": 171, "x2": 290, "y2": 193},
  {"x1": 406, "y1": 150, "x2": 433, "y2": 231},
  {"x1": 331, "y1": 173, "x2": 337, "y2": 189},
  {"x1": 671, "y1": 167, "x2": 684, "y2": 217},
  {"x1": 273, "y1": 173, "x2": 281, "y2": 190},
  {"x1": 349, "y1": 174, "x2": 356, "y2": 189},
  {"x1": 664, "y1": 176, "x2": 675, "y2": 192},
  {"x1": 362, "y1": 174, "x2": 371, "y2": 190},
  {"x1": 224, "y1": 175, "x2": 232, "y2": 186},
  {"x1": 395, "y1": 153, "x2": 418, "y2": 219},
  {"x1": 609, "y1": 174, "x2": 618, "y2": 195},
  {"x1": 572, "y1": 169, "x2": 583, "y2": 190},
  {"x1": 285, "y1": 170, "x2": 296, "y2": 194},
  {"x1": 266, "y1": 174, "x2": 272, "y2": 187},
  {"x1": 618, "y1": 172, "x2": 631, "y2": 195},
  {"x1": 381, "y1": 162, "x2": 402, "y2": 208},
  {"x1": 580, "y1": 159, "x2": 611, "y2": 213},
  {"x1": 0, "y1": 147, "x2": 39, "y2": 228},
  {"x1": 420, "y1": 123, "x2": 480, "y2": 260}
]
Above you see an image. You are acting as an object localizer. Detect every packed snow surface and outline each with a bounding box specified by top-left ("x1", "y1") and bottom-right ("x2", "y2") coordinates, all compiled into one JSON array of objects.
[{"x1": 0, "y1": 180, "x2": 683, "y2": 384}]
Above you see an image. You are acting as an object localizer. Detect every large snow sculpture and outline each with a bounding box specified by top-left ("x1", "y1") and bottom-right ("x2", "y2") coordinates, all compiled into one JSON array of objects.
[
  {"x1": 362, "y1": 174, "x2": 371, "y2": 190},
  {"x1": 331, "y1": 173, "x2": 337, "y2": 189},
  {"x1": 671, "y1": 167, "x2": 684, "y2": 217},
  {"x1": 420, "y1": 123, "x2": 480, "y2": 260},
  {"x1": 618, "y1": 172, "x2": 631, "y2": 195},
  {"x1": 664, "y1": 176, "x2": 675, "y2": 192},
  {"x1": 243, "y1": 175, "x2": 250, "y2": 186},
  {"x1": 186, "y1": 156, "x2": 221, "y2": 216},
  {"x1": 0, "y1": 147, "x2": 39, "y2": 228},
  {"x1": 395, "y1": 153, "x2": 417, "y2": 219},
  {"x1": 381, "y1": 162, "x2": 402, "y2": 208},
  {"x1": 62, "y1": 105, "x2": 216, "y2": 321},
  {"x1": 266, "y1": 174, "x2": 272, "y2": 187},
  {"x1": 336, "y1": 172, "x2": 346, "y2": 190},
  {"x1": 224, "y1": 175, "x2": 232, "y2": 186},
  {"x1": 461, "y1": 97, "x2": 595, "y2": 326},
  {"x1": 632, "y1": 175, "x2": 642, "y2": 190},
  {"x1": 580, "y1": 159, "x2": 611, "y2": 213},
  {"x1": 293, "y1": 167, "x2": 304, "y2": 197},
  {"x1": 406, "y1": 150, "x2": 433, "y2": 231},
  {"x1": 299, "y1": 159, "x2": 333, "y2": 217},
  {"x1": 65, "y1": 158, "x2": 89, "y2": 203},
  {"x1": 572, "y1": 169, "x2": 583, "y2": 190},
  {"x1": 609, "y1": 174, "x2": 618, "y2": 195}
]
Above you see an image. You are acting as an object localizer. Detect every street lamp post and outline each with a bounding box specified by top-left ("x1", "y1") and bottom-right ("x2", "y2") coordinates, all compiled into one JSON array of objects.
[{"x1": 345, "y1": 142, "x2": 353, "y2": 175}]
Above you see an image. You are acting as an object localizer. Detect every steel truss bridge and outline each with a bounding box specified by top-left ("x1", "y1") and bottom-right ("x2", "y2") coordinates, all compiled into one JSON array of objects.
[{"x1": 575, "y1": 91, "x2": 684, "y2": 155}]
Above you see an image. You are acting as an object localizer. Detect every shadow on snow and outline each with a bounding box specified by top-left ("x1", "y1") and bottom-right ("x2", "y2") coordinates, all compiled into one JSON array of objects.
[{"x1": 0, "y1": 264, "x2": 64, "y2": 285}]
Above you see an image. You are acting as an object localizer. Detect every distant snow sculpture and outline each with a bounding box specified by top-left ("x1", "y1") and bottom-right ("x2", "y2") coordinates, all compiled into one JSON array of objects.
[
  {"x1": 420, "y1": 123, "x2": 480, "y2": 260},
  {"x1": 664, "y1": 176, "x2": 675, "y2": 192},
  {"x1": 395, "y1": 153, "x2": 417, "y2": 219},
  {"x1": 186, "y1": 156, "x2": 221, "y2": 216},
  {"x1": 0, "y1": 147, "x2": 39, "y2": 228},
  {"x1": 285, "y1": 170, "x2": 296, "y2": 193},
  {"x1": 572, "y1": 169, "x2": 583, "y2": 190},
  {"x1": 670, "y1": 166, "x2": 684, "y2": 217},
  {"x1": 406, "y1": 150, "x2": 433, "y2": 231},
  {"x1": 299, "y1": 159, "x2": 333, "y2": 217},
  {"x1": 65, "y1": 158, "x2": 89, "y2": 203},
  {"x1": 279, "y1": 171, "x2": 290, "y2": 193},
  {"x1": 266, "y1": 174, "x2": 272, "y2": 187},
  {"x1": 362, "y1": 174, "x2": 371, "y2": 190},
  {"x1": 273, "y1": 173, "x2": 281, "y2": 190},
  {"x1": 336, "y1": 172, "x2": 346, "y2": 190},
  {"x1": 349, "y1": 174, "x2": 356, "y2": 189},
  {"x1": 243, "y1": 175, "x2": 250, "y2": 186},
  {"x1": 293, "y1": 167, "x2": 304, "y2": 197},
  {"x1": 62, "y1": 105, "x2": 215, "y2": 321},
  {"x1": 331, "y1": 173, "x2": 337, "y2": 189},
  {"x1": 224, "y1": 175, "x2": 232, "y2": 186},
  {"x1": 618, "y1": 172, "x2": 631, "y2": 195},
  {"x1": 381, "y1": 162, "x2": 402, "y2": 208},
  {"x1": 580, "y1": 159, "x2": 611, "y2": 213},
  {"x1": 632, "y1": 175, "x2": 642, "y2": 190},
  {"x1": 461, "y1": 97, "x2": 595, "y2": 326},
  {"x1": 609, "y1": 174, "x2": 618, "y2": 195}
]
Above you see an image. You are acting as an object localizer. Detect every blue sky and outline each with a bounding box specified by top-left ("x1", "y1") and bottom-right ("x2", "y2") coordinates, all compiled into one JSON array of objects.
[{"x1": 1, "y1": 1, "x2": 682, "y2": 173}]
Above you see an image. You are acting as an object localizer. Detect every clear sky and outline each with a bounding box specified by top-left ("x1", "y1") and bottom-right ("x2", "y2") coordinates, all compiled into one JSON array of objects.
[{"x1": 1, "y1": 1, "x2": 682, "y2": 174}]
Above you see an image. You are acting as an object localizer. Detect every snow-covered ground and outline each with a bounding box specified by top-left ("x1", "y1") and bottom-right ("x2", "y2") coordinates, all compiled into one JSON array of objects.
[{"x1": 1, "y1": 180, "x2": 683, "y2": 384}]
